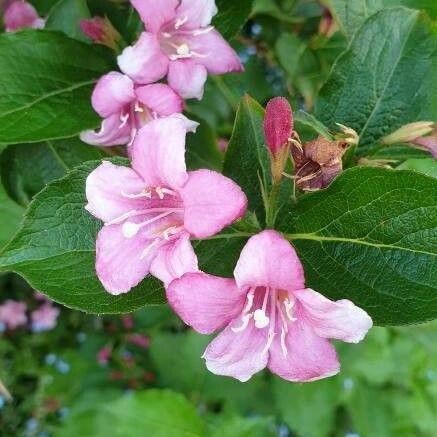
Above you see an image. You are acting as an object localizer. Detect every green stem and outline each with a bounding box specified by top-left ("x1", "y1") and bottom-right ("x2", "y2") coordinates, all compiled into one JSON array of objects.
[{"x1": 266, "y1": 182, "x2": 280, "y2": 228}]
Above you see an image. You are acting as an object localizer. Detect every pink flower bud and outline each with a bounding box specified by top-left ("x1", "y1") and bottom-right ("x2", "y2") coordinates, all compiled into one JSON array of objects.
[
  {"x1": 263, "y1": 97, "x2": 293, "y2": 156},
  {"x1": 80, "y1": 16, "x2": 120, "y2": 49}
]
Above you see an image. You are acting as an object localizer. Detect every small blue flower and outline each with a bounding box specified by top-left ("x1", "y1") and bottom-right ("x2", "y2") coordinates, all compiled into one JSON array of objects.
[
  {"x1": 45, "y1": 353, "x2": 57, "y2": 365},
  {"x1": 55, "y1": 360, "x2": 70, "y2": 374}
]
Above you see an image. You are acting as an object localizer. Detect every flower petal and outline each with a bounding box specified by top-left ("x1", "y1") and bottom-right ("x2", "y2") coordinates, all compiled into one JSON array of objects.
[
  {"x1": 118, "y1": 32, "x2": 169, "y2": 84},
  {"x1": 135, "y1": 83, "x2": 183, "y2": 116},
  {"x1": 85, "y1": 161, "x2": 146, "y2": 223},
  {"x1": 234, "y1": 230, "x2": 305, "y2": 291},
  {"x1": 95, "y1": 224, "x2": 157, "y2": 295},
  {"x1": 131, "y1": 117, "x2": 188, "y2": 189},
  {"x1": 180, "y1": 169, "x2": 247, "y2": 238},
  {"x1": 167, "y1": 272, "x2": 246, "y2": 334},
  {"x1": 80, "y1": 114, "x2": 131, "y2": 147},
  {"x1": 150, "y1": 233, "x2": 199, "y2": 287},
  {"x1": 175, "y1": 0, "x2": 217, "y2": 29},
  {"x1": 130, "y1": 0, "x2": 178, "y2": 33},
  {"x1": 187, "y1": 29, "x2": 243, "y2": 74},
  {"x1": 91, "y1": 72, "x2": 135, "y2": 118},
  {"x1": 168, "y1": 59, "x2": 207, "y2": 100},
  {"x1": 293, "y1": 288, "x2": 373, "y2": 343},
  {"x1": 203, "y1": 321, "x2": 268, "y2": 382},
  {"x1": 268, "y1": 317, "x2": 340, "y2": 382}
]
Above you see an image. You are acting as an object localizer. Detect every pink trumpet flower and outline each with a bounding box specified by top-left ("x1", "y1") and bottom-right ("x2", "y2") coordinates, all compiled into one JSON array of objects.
[
  {"x1": 85, "y1": 117, "x2": 247, "y2": 294},
  {"x1": 80, "y1": 71, "x2": 197, "y2": 148},
  {"x1": 168, "y1": 230, "x2": 372, "y2": 382},
  {"x1": 118, "y1": 0, "x2": 243, "y2": 100},
  {"x1": 4, "y1": 0, "x2": 44, "y2": 32},
  {"x1": 0, "y1": 300, "x2": 27, "y2": 330}
]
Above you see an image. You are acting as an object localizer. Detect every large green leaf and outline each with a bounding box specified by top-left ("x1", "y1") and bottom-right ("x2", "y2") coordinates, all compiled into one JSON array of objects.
[
  {"x1": 277, "y1": 167, "x2": 437, "y2": 325},
  {"x1": 0, "y1": 31, "x2": 115, "y2": 144},
  {"x1": 0, "y1": 160, "x2": 165, "y2": 314},
  {"x1": 0, "y1": 183, "x2": 23, "y2": 250},
  {"x1": 315, "y1": 8, "x2": 437, "y2": 151},
  {"x1": 213, "y1": 0, "x2": 254, "y2": 39},
  {"x1": 223, "y1": 95, "x2": 269, "y2": 226},
  {"x1": 330, "y1": 0, "x2": 437, "y2": 39},
  {"x1": 0, "y1": 138, "x2": 104, "y2": 206}
]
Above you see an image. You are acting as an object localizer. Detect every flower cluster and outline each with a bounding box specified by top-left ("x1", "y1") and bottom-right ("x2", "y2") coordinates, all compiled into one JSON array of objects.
[
  {"x1": 80, "y1": 0, "x2": 242, "y2": 149},
  {"x1": 0, "y1": 294, "x2": 59, "y2": 333},
  {"x1": 82, "y1": 2, "x2": 372, "y2": 383}
]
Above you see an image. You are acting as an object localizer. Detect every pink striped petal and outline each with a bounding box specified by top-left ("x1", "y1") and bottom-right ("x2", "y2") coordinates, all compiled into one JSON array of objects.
[
  {"x1": 130, "y1": 0, "x2": 178, "y2": 33},
  {"x1": 91, "y1": 72, "x2": 135, "y2": 118},
  {"x1": 118, "y1": 32, "x2": 169, "y2": 84},
  {"x1": 168, "y1": 59, "x2": 208, "y2": 100},
  {"x1": 150, "y1": 233, "x2": 198, "y2": 287},
  {"x1": 167, "y1": 272, "x2": 246, "y2": 334},
  {"x1": 294, "y1": 288, "x2": 373, "y2": 343},
  {"x1": 268, "y1": 317, "x2": 340, "y2": 382},
  {"x1": 135, "y1": 83, "x2": 183, "y2": 116},
  {"x1": 203, "y1": 321, "x2": 268, "y2": 382},
  {"x1": 180, "y1": 169, "x2": 247, "y2": 238},
  {"x1": 234, "y1": 230, "x2": 305, "y2": 292},
  {"x1": 131, "y1": 117, "x2": 188, "y2": 190},
  {"x1": 85, "y1": 161, "x2": 146, "y2": 223}
]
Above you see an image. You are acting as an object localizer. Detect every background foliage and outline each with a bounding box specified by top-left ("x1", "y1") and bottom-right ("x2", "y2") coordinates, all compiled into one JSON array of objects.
[{"x1": 0, "y1": 0, "x2": 436, "y2": 435}]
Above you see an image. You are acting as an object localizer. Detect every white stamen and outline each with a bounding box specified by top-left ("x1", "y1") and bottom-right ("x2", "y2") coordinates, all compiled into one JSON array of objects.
[
  {"x1": 190, "y1": 50, "x2": 208, "y2": 58},
  {"x1": 119, "y1": 112, "x2": 129, "y2": 128},
  {"x1": 176, "y1": 43, "x2": 190, "y2": 56},
  {"x1": 280, "y1": 327, "x2": 288, "y2": 358},
  {"x1": 106, "y1": 208, "x2": 182, "y2": 227},
  {"x1": 163, "y1": 225, "x2": 179, "y2": 240},
  {"x1": 253, "y1": 309, "x2": 269, "y2": 329},
  {"x1": 161, "y1": 31, "x2": 172, "y2": 38},
  {"x1": 121, "y1": 188, "x2": 152, "y2": 199},
  {"x1": 261, "y1": 332, "x2": 275, "y2": 356},
  {"x1": 242, "y1": 289, "x2": 255, "y2": 314},
  {"x1": 122, "y1": 211, "x2": 174, "y2": 238},
  {"x1": 134, "y1": 102, "x2": 144, "y2": 113},
  {"x1": 231, "y1": 313, "x2": 252, "y2": 333},
  {"x1": 192, "y1": 26, "x2": 214, "y2": 36},
  {"x1": 155, "y1": 187, "x2": 165, "y2": 199},
  {"x1": 128, "y1": 128, "x2": 137, "y2": 147},
  {"x1": 174, "y1": 15, "x2": 188, "y2": 29},
  {"x1": 284, "y1": 297, "x2": 297, "y2": 322}
]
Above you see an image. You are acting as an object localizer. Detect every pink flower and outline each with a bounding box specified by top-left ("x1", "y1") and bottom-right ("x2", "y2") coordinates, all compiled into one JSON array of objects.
[
  {"x1": 118, "y1": 0, "x2": 243, "y2": 99},
  {"x1": 167, "y1": 230, "x2": 372, "y2": 382},
  {"x1": 0, "y1": 299, "x2": 27, "y2": 330},
  {"x1": 4, "y1": 0, "x2": 44, "y2": 32},
  {"x1": 97, "y1": 345, "x2": 112, "y2": 365},
  {"x1": 31, "y1": 303, "x2": 60, "y2": 332},
  {"x1": 80, "y1": 71, "x2": 197, "y2": 148},
  {"x1": 85, "y1": 117, "x2": 247, "y2": 294},
  {"x1": 411, "y1": 133, "x2": 437, "y2": 158},
  {"x1": 80, "y1": 16, "x2": 120, "y2": 49}
]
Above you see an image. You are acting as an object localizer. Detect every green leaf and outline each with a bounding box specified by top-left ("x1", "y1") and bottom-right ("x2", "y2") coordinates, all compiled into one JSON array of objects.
[
  {"x1": 185, "y1": 115, "x2": 223, "y2": 172},
  {"x1": 57, "y1": 390, "x2": 205, "y2": 437},
  {"x1": 0, "y1": 31, "x2": 115, "y2": 144},
  {"x1": 0, "y1": 183, "x2": 23, "y2": 249},
  {"x1": 45, "y1": 0, "x2": 91, "y2": 41},
  {"x1": 315, "y1": 8, "x2": 437, "y2": 151},
  {"x1": 277, "y1": 167, "x2": 437, "y2": 325},
  {"x1": 294, "y1": 110, "x2": 334, "y2": 140},
  {"x1": 0, "y1": 159, "x2": 165, "y2": 314},
  {"x1": 213, "y1": 0, "x2": 254, "y2": 39},
  {"x1": 397, "y1": 158, "x2": 437, "y2": 178},
  {"x1": 209, "y1": 416, "x2": 276, "y2": 437},
  {"x1": 223, "y1": 95, "x2": 269, "y2": 225},
  {"x1": 0, "y1": 138, "x2": 105, "y2": 206},
  {"x1": 330, "y1": 1, "x2": 437, "y2": 39},
  {"x1": 272, "y1": 376, "x2": 341, "y2": 437}
]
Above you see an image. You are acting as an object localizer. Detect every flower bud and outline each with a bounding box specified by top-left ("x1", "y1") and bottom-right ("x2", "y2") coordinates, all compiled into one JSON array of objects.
[
  {"x1": 80, "y1": 16, "x2": 120, "y2": 50},
  {"x1": 4, "y1": 0, "x2": 44, "y2": 32},
  {"x1": 411, "y1": 129, "x2": 437, "y2": 158},
  {"x1": 264, "y1": 97, "x2": 293, "y2": 156},
  {"x1": 382, "y1": 121, "x2": 434, "y2": 145}
]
